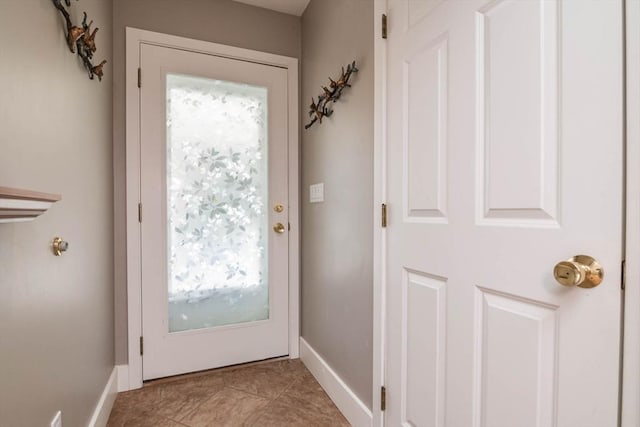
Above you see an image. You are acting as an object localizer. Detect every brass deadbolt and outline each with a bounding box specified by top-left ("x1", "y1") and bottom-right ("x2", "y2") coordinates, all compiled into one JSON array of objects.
[
  {"x1": 52, "y1": 237, "x2": 69, "y2": 256},
  {"x1": 553, "y1": 255, "x2": 603, "y2": 288},
  {"x1": 274, "y1": 203, "x2": 285, "y2": 213}
]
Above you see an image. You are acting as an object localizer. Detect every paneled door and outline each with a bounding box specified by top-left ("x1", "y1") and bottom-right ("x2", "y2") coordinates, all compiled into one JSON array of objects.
[
  {"x1": 140, "y1": 44, "x2": 290, "y2": 380},
  {"x1": 385, "y1": 0, "x2": 623, "y2": 426}
]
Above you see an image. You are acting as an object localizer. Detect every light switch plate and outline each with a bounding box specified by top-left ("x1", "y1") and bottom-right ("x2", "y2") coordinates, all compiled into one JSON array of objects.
[{"x1": 310, "y1": 183, "x2": 324, "y2": 203}]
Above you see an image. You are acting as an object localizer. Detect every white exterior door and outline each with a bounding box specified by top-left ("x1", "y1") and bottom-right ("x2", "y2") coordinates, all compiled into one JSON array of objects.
[
  {"x1": 385, "y1": 0, "x2": 623, "y2": 426},
  {"x1": 140, "y1": 44, "x2": 290, "y2": 380}
]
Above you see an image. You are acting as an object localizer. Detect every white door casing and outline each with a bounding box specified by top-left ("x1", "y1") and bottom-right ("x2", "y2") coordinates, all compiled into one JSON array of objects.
[
  {"x1": 384, "y1": 1, "x2": 623, "y2": 426},
  {"x1": 140, "y1": 44, "x2": 289, "y2": 380},
  {"x1": 622, "y1": 0, "x2": 640, "y2": 425},
  {"x1": 125, "y1": 28, "x2": 299, "y2": 389}
]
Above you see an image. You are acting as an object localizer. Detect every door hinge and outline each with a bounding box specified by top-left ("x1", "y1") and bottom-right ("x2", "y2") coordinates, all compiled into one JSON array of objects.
[
  {"x1": 138, "y1": 67, "x2": 142, "y2": 88},
  {"x1": 138, "y1": 203, "x2": 143, "y2": 223},
  {"x1": 621, "y1": 259, "x2": 626, "y2": 290},
  {"x1": 382, "y1": 14, "x2": 388, "y2": 39},
  {"x1": 139, "y1": 336, "x2": 144, "y2": 356},
  {"x1": 381, "y1": 203, "x2": 388, "y2": 228},
  {"x1": 381, "y1": 386, "x2": 387, "y2": 411}
]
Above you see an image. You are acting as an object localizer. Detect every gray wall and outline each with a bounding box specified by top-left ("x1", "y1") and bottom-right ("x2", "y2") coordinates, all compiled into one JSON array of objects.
[
  {"x1": 0, "y1": 1, "x2": 114, "y2": 426},
  {"x1": 112, "y1": 0, "x2": 301, "y2": 364},
  {"x1": 301, "y1": 0, "x2": 374, "y2": 409}
]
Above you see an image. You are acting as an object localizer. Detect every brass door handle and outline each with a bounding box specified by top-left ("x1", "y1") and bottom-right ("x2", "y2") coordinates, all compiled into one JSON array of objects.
[
  {"x1": 553, "y1": 255, "x2": 604, "y2": 288},
  {"x1": 273, "y1": 223, "x2": 286, "y2": 234}
]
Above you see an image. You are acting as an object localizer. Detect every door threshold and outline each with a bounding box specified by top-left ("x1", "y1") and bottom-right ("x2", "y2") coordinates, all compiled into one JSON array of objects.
[{"x1": 142, "y1": 355, "x2": 290, "y2": 388}]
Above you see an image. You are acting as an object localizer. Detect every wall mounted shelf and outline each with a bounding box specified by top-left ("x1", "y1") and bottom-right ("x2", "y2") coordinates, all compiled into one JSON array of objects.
[{"x1": 0, "y1": 187, "x2": 61, "y2": 223}]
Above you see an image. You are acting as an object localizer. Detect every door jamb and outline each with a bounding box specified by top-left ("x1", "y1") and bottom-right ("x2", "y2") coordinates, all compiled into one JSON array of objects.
[
  {"x1": 622, "y1": 0, "x2": 640, "y2": 425},
  {"x1": 373, "y1": 1, "x2": 388, "y2": 426},
  {"x1": 124, "y1": 27, "x2": 300, "y2": 390}
]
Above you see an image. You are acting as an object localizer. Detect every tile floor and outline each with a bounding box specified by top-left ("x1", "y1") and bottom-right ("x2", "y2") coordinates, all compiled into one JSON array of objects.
[{"x1": 107, "y1": 359, "x2": 350, "y2": 426}]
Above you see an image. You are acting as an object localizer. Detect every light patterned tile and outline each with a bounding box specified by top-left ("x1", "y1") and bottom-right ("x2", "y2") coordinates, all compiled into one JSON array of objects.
[
  {"x1": 276, "y1": 374, "x2": 346, "y2": 420},
  {"x1": 107, "y1": 359, "x2": 349, "y2": 427},
  {"x1": 177, "y1": 387, "x2": 269, "y2": 427},
  {"x1": 113, "y1": 374, "x2": 225, "y2": 420},
  {"x1": 261, "y1": 358, "x2": 308, "y2": 378},
  {"x1": 244, "y1": 400, "x2": 350, "y2": 427},
  {"x1": 221, "y1": 362, "x2": 298, "y2": 399},
  {"x1": 107, "y1": 401, "x2": 186, "y2": 427}
]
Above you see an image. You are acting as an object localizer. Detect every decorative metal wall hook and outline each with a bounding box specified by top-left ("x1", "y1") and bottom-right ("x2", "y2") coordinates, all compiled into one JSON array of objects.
[
  {"x1": 305, "y1": 60, "x2": 358, "y2": 130},
  {"x1": 51, "y1": 0, "x2": 107, "y2": 81}
]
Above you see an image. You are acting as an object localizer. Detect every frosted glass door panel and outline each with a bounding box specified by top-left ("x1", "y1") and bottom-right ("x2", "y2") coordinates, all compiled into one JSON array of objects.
[{"x1": 166, "y1": 74, "x2": 269, "y2": 333}]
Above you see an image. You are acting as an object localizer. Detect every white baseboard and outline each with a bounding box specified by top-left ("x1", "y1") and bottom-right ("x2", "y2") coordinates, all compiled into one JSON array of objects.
[
  {"x1": 116, "y1": 364, "x2": 130, "y2": 392},
  {"x1": 299, "y1": 338, "x2": 373, "y2": 427},
  {"x1": 87, "y1": 366, "x2": 118, "y2": 427}
]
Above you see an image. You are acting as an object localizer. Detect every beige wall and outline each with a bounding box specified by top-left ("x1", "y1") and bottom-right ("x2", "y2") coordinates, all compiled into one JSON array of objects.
[
  {"x1": 0, "y1": 1, "x2": 114, "y2": 426},
  {"x1": 112, "y1": 0, "x2": 301, "y2": 364},
  {"x1": 301, "y1": 0, "x2": 374, "y2": 409}
]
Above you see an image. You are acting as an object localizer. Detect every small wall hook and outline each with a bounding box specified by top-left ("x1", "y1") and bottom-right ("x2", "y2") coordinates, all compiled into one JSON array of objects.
[{"x1": 52, "y1": 237, "x2": 69, "y2": 256}]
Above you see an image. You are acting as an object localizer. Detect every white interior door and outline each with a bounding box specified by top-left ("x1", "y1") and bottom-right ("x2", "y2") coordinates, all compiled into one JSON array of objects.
[
  {"x1": 140, "y1": 43, "x2": 290, "y2": 380},
  {"x1": 385, "y1": 0, "x2": 623, "y2": 426}
]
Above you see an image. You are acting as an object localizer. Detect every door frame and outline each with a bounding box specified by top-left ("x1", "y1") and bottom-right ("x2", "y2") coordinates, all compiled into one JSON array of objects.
[
  {"x1": 372, "y1": 0, "x2": 387, "y2": 426},
  {"x1": 372, "y1": 1, "x2": 640, "y2": 426},
  {"x1": 622, "y1": 0, "x2": 640, "y2": 425},
  {"x1": 124, "y1": 27, "x2": 300, "y2": 390}
]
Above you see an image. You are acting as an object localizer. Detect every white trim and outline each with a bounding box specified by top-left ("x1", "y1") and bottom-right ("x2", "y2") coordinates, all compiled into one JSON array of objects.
[
  {"x1": 287, "y1": 40, "x2": 301, "y2": 359},
  {"x1": 125, "y1": 27, "x2": 143, "y2": 390},
  {"x1": 87, "y1": 367, "x2": 118, "y2": 427},
  {"x1": 116, "y1": 365, "x2": 130, "y2": 392},
  {"x1": 373, "y1": 1, "x2": 388, "y2": 427},
  {"x1": 622, "y1": 0, "x2": 640, "y2": 425},
  {"x1": 125, "y1": 27, "x2": 300, "y2": 388},
  {"x1": 300, "y1": 338, "x2": 373, "y2": 427}
]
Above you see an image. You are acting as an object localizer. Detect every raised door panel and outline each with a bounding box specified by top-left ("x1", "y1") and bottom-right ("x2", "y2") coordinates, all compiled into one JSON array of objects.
[
  {"x1": 476, "y1": 0, "x2": 559, "y2": 227},
  {"x1": 403, "y1": 270, "x2": 447, "y2": 427},
  {"x1": 404, "y1": 36, "x2": 449, "y2": 223},
  {"x1": 473, "y1": 288, "x2": 558, "y2": 427}
]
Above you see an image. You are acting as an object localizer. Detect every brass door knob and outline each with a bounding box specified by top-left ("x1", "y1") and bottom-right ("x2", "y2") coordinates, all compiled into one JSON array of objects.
[
  {"x1": 52, "y1": 237, "x2": 69, "y2": 256},
  {"x1": 553, "y1": 255, "x2": 604, "y2": 288},
  {"x1": 273, "y1": 223, "x2": 286, "y2": 234}
]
